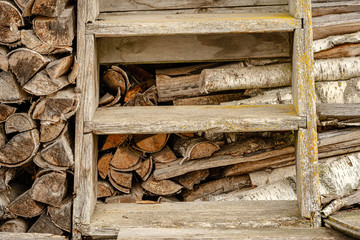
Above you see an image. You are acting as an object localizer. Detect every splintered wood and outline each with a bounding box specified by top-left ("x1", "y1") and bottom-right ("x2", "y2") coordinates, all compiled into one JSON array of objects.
[{"x1": 0, "y1": 0, "x2": 75, "y2": 237}]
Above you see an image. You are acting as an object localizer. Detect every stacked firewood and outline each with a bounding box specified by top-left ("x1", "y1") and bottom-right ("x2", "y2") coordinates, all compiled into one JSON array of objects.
[
  {"x1": 0, "y1": 0, "x2": 76, "y2": 236},
  {"x1": 97, "y1": 1, "x2": 360, "y2": 217}
]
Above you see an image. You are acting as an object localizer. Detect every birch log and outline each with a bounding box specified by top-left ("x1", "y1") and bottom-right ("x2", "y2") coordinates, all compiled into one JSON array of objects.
[
  {"x1": 201, "y1": 57, "x2": 360, "y2": 93},
  {"x1": 313, "y1": 31, "x2": 360, "y2": 53}
]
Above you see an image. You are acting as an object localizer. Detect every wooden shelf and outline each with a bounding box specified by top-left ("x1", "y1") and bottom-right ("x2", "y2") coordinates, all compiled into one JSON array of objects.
[
  {"x1": 86, "y1": 12, "x2": 301, "y2": 37},
  {"x1": 84, "y1": 104, "x2": 306, "y2": 135}
]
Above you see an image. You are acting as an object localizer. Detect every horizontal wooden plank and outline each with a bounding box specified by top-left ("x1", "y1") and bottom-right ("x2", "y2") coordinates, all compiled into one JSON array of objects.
[
  {"x1": 0, "y1": 233, "x2": 66, "y2": 240},
  {"x1": 98, "y1": 33, "x2": 290, "y2": 64},
  {"x1": 80, "y1": 201, "x2": 308, "y2": 238},
  {"x1": 116, "y1": 227, "x2": 351, "y2": 239},
  {"x1": 99, "y1": 0, "x2": 288, "y2": 12},
  {"x1": 317, "y1": 103, "x2": 360, "y2": 121},
  {"x1": 87, "y1": 13, "x2": 301, "y2": 37},
  {"x1": 325, "y1": 209, "x2": 360, "y2": 239},
  {"x1": 84, "y1": 105, "x2": 306, "y2": 134},
  {"x1": 312, "y1": 1, "x2": 360, "y2": 17}
]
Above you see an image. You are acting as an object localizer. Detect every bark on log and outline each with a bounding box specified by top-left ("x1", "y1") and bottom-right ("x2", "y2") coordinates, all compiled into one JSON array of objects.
[
  {"x1": 33, "y1": 153, "x2": 68, "y2": 171},
  {"x1": 101, "y1": 134, "x2": 128, "y2": 151},
  {"x1": 48, "y1": 197, "x2": 72, "y2": 232},
  {"x1": 0, "y1": 167, "x2": 18, "y2": 191},
  {"x1": 0, "y1": 218, "x2": 27, "y2": 233},
  {"x1": 313, "y1": 31, "x2": 360, "y2": 53},
  {"x1": 109, "y1": 167, "x2": 132, "y2": 189},
  {"x1": 29, "y1": 171, "x2": 67, "y2": 206},
  {"x1": 5, "y1": 113, "x2": 36, "y2": 134},
  {"x1": 314, "y1": 43, "x2": 360, "y2": 59},
  {"x1": 33, "y1": 6, "x2": 74, "y2": 47},
  {"x1": 27, "y1": 213, "x2": 63, "y2": 235},
  {"x1": 135, "y1": 157, "x2": 153, "y2": 181},
  {"x1": 133, "y1": 134, "x2": 168, "y2": 153},
  {"x1": 103, "y1": 66, "x2": 129, "y2": 97},
  {"x1": 14, "y1": 0, "x2": 35, "y2": 16},
  {"x1": 151, "y1": 145, "x2": 177, "y2": 163},
  {"x1": 249, "y1": 165, "x2": 296, "y2": 187},
  {"x1": 0, "y1": 129, "x2": 39, "y2": 167},
  {"x1": 141, "y1": 176, "x2": 182, "y2": 196},
  {"x1": 39, "y1": 121, "x2": 66, "y2": 143},
  {"x1": 176, "y1": 169, "x2": 209, "y2": 190},
  {"x1": 0, "y1": 104, "x2": 16, "y2": 122},
  {"x1": 0, "y1": 46, "x2": 8, "y2": 71},
  {"x1": 0, "y1": 182, "x2": 26, "y2": 220},
  {"x1": 8, "y1": 48, "x2": 49, "y2": 86},
  {"x1": 0, "y1": 125, "x2": 4, "y2": 147},
  {"x1": 183, "y1": 175, "x2": 251, "y2": 201},
  {"x1": 31, "y1": 87, "x2": 80, "y2": 123},
  {"x1": 31, "y1": 0, "x2": 69, "y2": 17},
  {"x1": 97, "y1": 180, "x2": 115, "y2": 198},
  {"x1": 98, "y1": 153, "x2": 112, "y2": 179},
  {"x1": 322, "y1": 190, "x2": 360, "y2": 217},
  {"x1": 0, "y1": 71, "x2": 29, "y2": 103},
  {"x1": 20, "y1": 30, "x2": 72, "y2": 54},
  {"x1": 8, "y1": 190, "x2": 45, "y2": 218},
  {"x1": 317, "y1": 104, "x2": 360, "y2": 121},
  {"x1": 23, "y1": 69, "x2": 69, "y2": 96},
  {"x1": 110, "y1": 146, "x2": 141, "y2": 170},
  {"x1": 123, "y1": 85, "x2": 157, "y2": 107}
]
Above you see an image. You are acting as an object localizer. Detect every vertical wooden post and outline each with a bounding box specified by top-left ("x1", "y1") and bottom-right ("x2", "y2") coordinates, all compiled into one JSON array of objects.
[
  {"x1": 290, "y1": 0, "x2": 321, "y2": 226},
  {"x1": 73, "y1": 31, "x2": 99, "y2": 239}
]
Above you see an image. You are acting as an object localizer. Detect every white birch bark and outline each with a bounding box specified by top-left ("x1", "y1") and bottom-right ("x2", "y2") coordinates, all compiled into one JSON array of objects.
[
  {"x1": 249, "y1": 166, "x2": 296, "y2": 187},
  {"x1": 313, "y1": 31, "x2": 360, "y2": 53}
]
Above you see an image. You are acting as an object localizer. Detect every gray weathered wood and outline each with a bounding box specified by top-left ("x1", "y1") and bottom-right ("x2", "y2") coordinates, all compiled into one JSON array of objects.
[
  {"x1": 87, "y1": 13, "x2": 301, "y2": 37},
  {"x1": 325, "y1": 209, "x2": 360, "y2": 239},
  {"x1": 317, "y1": 104, "x2": 360, "y2": 121},
  {"x1": 0, "y1": 232, "x2": 66, "y2": 240},
  {"x1": 312, "y1": 1, "x2": 360, "y2": 17},
  {"x1": 98, "y1": 33, "x2": 291, "y2": 64},
  {"x1": 85, "y1": 105, "x2": 306, "y2": 135}
]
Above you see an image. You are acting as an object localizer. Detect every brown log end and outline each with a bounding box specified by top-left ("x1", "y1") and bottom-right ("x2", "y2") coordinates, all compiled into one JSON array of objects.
[
  {"x1": 27, "y1": 213, "x2": 64, "y2": 235},
  {"x1": 101, "y1": 134, "x2": 128, "y2": 151},
  {"x1": 48, "y1": 197, "x2": 72, "y2": 232},
  {"x1": 110, "y1": 146, "x2": 141, "y2": 170},
  {"x1": 8, "y1": 190, "x2": 46, "y2": 218},
  {"x1": 98, "y1": 153, "x2": 112, "y2": 179},
  {"x1": 5, "y1": 113, "x2": 36, "y2": 134},
  {"x1": 133, "y1": 134, "x2": 169, "y2": 153},
  {"x1": 141, "y1": 176, "x2": 182, "y2": 196}
]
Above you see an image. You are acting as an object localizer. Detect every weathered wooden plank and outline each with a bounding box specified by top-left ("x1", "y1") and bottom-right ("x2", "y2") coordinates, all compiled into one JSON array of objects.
[
  {"x1": 325, "y1": 210, "x2": 360, "y2": 239},
  {"x1": 80, "y1": 201, "x2": 308, "y2": 238},
  {"x1": 314, "y1": 43, "x2": 360, "y2": 59},
  {"x1": 87, "y1": 13, "x2": 301, "y2": 37},
  {"x1": 98, "y1": 33, "x2": 290, "y2": 64},
  {"x1": 0, "y1": 233, "x2": 66, "y2": 240},
  {"x1": 99, "y1": 0, "x2": 288, "y2": 12},
  {"x1": 312, "y1": 1, "x2": 360, "y2": 17},
  {"x1": 85, "y1": 105, "x2": 306, "y2": 135},
  {"x1": 317, "y1": 104, "x2": 360, "y2": 121}
]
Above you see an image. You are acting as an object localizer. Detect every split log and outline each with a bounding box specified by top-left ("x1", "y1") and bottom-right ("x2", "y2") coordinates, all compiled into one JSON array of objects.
[
  {"x1": 0, "y1": 218, "x2": 27, "y2": 233},
  {"x1": 48, "y1": 197, "x2": 72, "y2": 232},
  {"x1": 0, "y1": 26, "x2": 21, "y2": 46},
  {"x1": 173, "y1": 92, "x2": 245, "y2": 106},
  {"x1": 67, "y1": 57, "x2": 78, "y2": 84},
  {"x1": 313, "y1": 31, "x2": 360, "y2": 53},
  {"x1": 5, "y1": 113, "x2": 36, "y2": 134},
  {"x1": 8, "y1": 48, "x2": 49, "y2": 86},
  {"x1": 176, "y1": 169, "x2": 209, "y2": 190},
  {"x1": 0, "y1": 125, "x2": 5, "y2": 147},
  {"x1": 151, "y1": 145, "x2": 177, "y2": 163},
  {"x1": 0, "y1": 182, "x2": 26, "y2": 220},
  {"x1": 39, "y1": 121, "x2": 66, "y2": 143},
  {"x1": 0, "y1": 71, "x2": 29, "y2": 103},
  {"x1": 28, "y1": 213, "x2": 63, "y2": 235},
  {"x1": 141, "y1": 176, "x2": 182, "y2": 196},
  {"x1": 321, "y1": 190, "x2": 360, "y2": 217},
  {"x1": 14, "y1": 0, "x2": 35, "y2": 16},
  {"x1": 133, "y1": 134, "x2": 168, "y2": 153},
  {"x1": 313, "y1": 12, "x2": 360, "y2": 40},
  {"x1": 124, "y1": 85, "x2": 158, "y2": 107},
  {"x1": 40, "y1": 126, "x2": 73, "y2": 169},
  {"x1": 0, "y1": 1, "x2": 23, "y2": 45},
  {"x1": 108, "y1": 174, "x2": 130, "y2": 194},
  {"x1": 0, "y1": 168, "x2": 18, "y2": 191},
  {"x1": 314, "y1": 43, "x2": 360, "y2": 59},
  {"x1": 103, "y1": 66, "x2": 129, "y2": 97},
  {"x1": 173, "y1": 137, "x2": 220, "y2": 164},
  {"x1": 98, "y1": 153, "x2": 112, "y2": 179},
  {"x1": 105, "y1": 183, "x2": 144, "y2": 203},
  {"x1": 31, "y1": 87, "x2": 80, "y2": 123},
  {"x1": 0, "y1": 104, "x2": 16, "y2": 122},
  {"x1": 110, "y1": 146, "x2": 141, "y2": 170},
  {"x1": 8, "y1": 190, "x2": 45, "y2": 217},
  {"x1": 33, "y1": 6, "x2": 75, "y2": 47},
  {"x1": 156, "y1": 74, "x2": 201, "y2": 102},
  {"x1": 312, "y1": 1, "x2": 360, "y2": 17},
  {"x1": 33, "y1": 153, "x2": 68, "y2": 171},
  {"x1": 31, "y1": 0, "x2": 69, "y2": 17},
  {"x1": 317, "y1": 104, "x2": 360, "y2": 121},
  {"x1": 0, "y1": 46, "x2": 8, "y2": 71},
  {"x1": 46, "y1": 55, "x2": 73, "y2": 79},
  {"x1": 101, "y1": 134, "x2": 128, "y2": 151},
  {"x1": 23, "y1": 69, "x2": 70, "y2": 96},
  {"x1": 29, "y1": 171, "x2": 67, "y2": 206},
  {"x1": 20, "y1": 30, "x2": 72, "y2": 54},
  {"x1": 97, "y1": 180, "x2": 115, "y2": 198},
  {"x1": 109, "y1": 167, "x2": 132, "y2": 189},
  {"x1": 99, "y1": 93, "x2": 114, "y2": 106},
  {"x1": 0, "y1": 129, "x2": 39, "y2": 167},
  {"x1": 183, "y1": 175, "x2": 251, "y2": 202},
  {"x1": 204, "y1": 178, "x2": 297, "y2": 201},
  {"x1": 135, "y1": 157, "x2": 153, "y2": 181}
]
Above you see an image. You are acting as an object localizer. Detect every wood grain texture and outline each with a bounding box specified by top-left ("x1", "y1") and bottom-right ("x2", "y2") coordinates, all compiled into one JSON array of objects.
[
  {"x1": 0, "y1": 233, "x2": 66, "y2": 240},
  {"x1": 87, "y1": 13, "x2": 301, "y2": 37},
  {"x1": 99, "y1": 0, "x2": 288, "y2": 12},
  {"x1": 312, "y1": 1, "x2": 360, "y2": 17},
  {"x1": 85, "y1": 105, "x2": 306, "y2": 135},
  {"x1": 317, "y1": 104, "x2": 360, "y2": 121},
  {"x1": 98, "y1": 33, "x2": 290, "y2": 64},
  {"x1": 325, "y1": 210, "x2": 360, "y2": 239}
]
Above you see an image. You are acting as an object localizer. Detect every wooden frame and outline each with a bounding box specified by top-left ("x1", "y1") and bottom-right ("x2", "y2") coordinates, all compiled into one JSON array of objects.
[{"x1": 73, "y1": 0, "x2": 321, "y2": 238}]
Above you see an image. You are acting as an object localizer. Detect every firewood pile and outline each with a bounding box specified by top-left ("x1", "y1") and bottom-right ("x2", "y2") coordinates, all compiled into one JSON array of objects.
[
  {"x1": 97, "y1": 0, "x2": 360, "y2": 217},
  {"x1": 0, "y1": 0, "x2": 76, "y2": 236}
]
